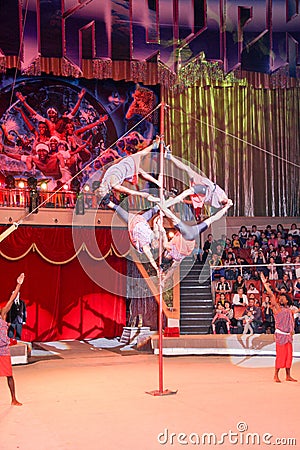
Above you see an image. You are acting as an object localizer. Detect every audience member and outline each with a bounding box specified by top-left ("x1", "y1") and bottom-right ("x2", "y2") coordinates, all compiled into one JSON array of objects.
[
  {"x1": 232, "y1": 287, "x2": 248, "y2": 306},
  {"x1": 262, "y1": 295, "x2": 275, "y2": 333},
  {"x1": 232, "y1": 275, "x2": 246, "y2": 294},
  {"x1": 211, "y1": 301, "x2": 231, "y2": 334},
  {"x1": 275, "y1": 273, "x2": 293, "y2": 295},
  {"x1": 215, "y1": 276, "x2": 231, "y2": 298}
]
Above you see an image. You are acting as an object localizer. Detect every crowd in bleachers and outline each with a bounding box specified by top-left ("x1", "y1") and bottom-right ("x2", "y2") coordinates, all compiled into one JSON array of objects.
[{"x1": 201, "y1": 223, "x2": 300, "y2": 335}]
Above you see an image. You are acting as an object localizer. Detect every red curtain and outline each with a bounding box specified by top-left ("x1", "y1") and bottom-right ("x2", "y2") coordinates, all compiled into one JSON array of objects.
[{"x1": 0, "y1": 226, "x2": 129, "y2": 342}]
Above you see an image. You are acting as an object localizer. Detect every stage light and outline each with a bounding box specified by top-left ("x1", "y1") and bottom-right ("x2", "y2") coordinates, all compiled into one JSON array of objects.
[
  {"x1": 18, "y1": 181, "x2": 25, "y2": 189},
  {"x1": 63, "y1": 184, "x2": 69, "y2": 190},
  {"x1": 5, "y1": 175, "x2": 15, "y2": 189},
  {"x1": 40, "y1": 182, "x2": 47, "y2": 191},
  {"x1": 168, "y1": 231, "x2": 175, "y2": 239},
  {"x1": 84, "y1": 184, "x2": 90, "y2": 192}
]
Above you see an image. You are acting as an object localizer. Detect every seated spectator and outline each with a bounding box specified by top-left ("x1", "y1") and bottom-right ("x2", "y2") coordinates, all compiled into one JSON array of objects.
[
  {"x1": 215, "y1": 276, "x2": 231, "y2": 298},
  {"x1": 286, "y1": 234, "x2": 298, "y2": 247},
  {"x1": 251, "y1": 242, "x2": 260, "y2": 258},
  {"x1": 232, "y1": 287, "x2": 248, "y2": 306},
  {"x1": 224, "y1": 251, "x2": 237, "y2": 280},
  {"x1": 268, "y1": 232, "x2": 278, "y2": 249},
  {"x1": 251, "y1": 225, "x2": 261, "y2": 240},
  {"x1": 264, "y1": 225, "x2": 273, "y2": 238},
  {"x1": 283, "y1": 256, "x2": 295, "y2": 280},
  {"x1": 209, "y1": 253, "x2": 224, "y2": 280},
  {"x1": 232, "y1": 275, "x2": 247, "y2": 294},
  {"x1": 211, "y1": 301, "x2": 231, "y2": 334},
  {"x1": 293, "y1": 277, "x2": 300, "y2": 301},
  {"x1": 240, "y1": 310, "x2": 254, "y2": 335},
  {"x1": 295, "y1": 257, "x2": 300, "y2": 279},
  {"x1": 232, "y1": 234, "x2": 241, "y2": 249},
  {"x1": 279, "y1": 245, "x2": 289, "y2": 262},
  {"x1": 262, "y1": 295, "x2": 275, "y2": 333},
  {"x1": 275, "y1": 272, "x2": 293, "y2": 295},
  {"x1": 247, "y1": 283, "x2": 259, "y2": 295},
  {"x1": 238, "y1": 226, "x2": 249, "y2": 247},
  {"x1": 245, "y1": 235, "x2": 255, "y2": 249},
  {"x1": 236, "y1": 256, "x2": 252, "y2": 280},
  {"x1": 288, "y1": 223, "x2": 300, "y2": 238},
  {"x1": 290, "y1": 300, "x2": 300, "y2": 332},
  {"x1": 277, "y1": 231, "x2": 286, "y2": 248},
  {"x1": 291, "y1": 244, "x2": 299, "y2": 259},
  {"x1": 276, "y1": 223, "x2": 287, "y2": 240},
  {"x1": 259, "y1": 232, "x2": 269, "y2": 249},
  {"x1": 246, "y1": 295, "x2": 263, "y2": 333},
  {"x1": 253, "y1": 249, "x2": 269, "y2": 277},
  {"x1": 267, "y1": 256, "x2": 279, "y2": 280}
]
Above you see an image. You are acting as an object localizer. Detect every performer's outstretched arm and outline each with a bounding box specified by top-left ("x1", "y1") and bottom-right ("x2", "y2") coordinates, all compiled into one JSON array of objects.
[
  {"x1": 1, "y1": 273, "x2": 25, "y2": 320},
  {"x1": 160, "y1": 200, "x2": 233, "y2": 241}
]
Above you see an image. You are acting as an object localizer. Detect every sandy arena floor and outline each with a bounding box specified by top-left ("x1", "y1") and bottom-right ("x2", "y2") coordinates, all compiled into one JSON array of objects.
[{"x1": 1, "y1": 340, "x2": 299, "y2": 450}]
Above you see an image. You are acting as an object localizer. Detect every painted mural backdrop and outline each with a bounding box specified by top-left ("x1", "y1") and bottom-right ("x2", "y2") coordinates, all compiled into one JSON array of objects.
[{"x1": 0, "y1": 76, "x2": 159, "y2": 190}]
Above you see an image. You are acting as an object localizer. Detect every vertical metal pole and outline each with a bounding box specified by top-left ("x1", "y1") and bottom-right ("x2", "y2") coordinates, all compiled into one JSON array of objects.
[
  {"x1": 158, "y1": 102, "x2": 165, "y2": 393},
  {"x1": 146, "y1": 102, "x2": 177, "y2": 396}
]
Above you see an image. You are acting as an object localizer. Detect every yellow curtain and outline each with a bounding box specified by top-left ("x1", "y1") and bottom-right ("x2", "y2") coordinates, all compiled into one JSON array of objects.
[{"x1": 162, "y1": 82, "x2": 300, "y2": 217}]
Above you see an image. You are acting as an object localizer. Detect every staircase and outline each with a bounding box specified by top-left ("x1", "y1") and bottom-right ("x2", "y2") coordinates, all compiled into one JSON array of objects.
[{"x1": 180, "y1": 258, "x2": 214, "y2": 335}]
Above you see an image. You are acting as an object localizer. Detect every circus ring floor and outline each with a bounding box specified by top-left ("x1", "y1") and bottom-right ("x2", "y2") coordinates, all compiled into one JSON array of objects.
[{"x1": 1, "y1": 338, "x2": 300, "y2": 450}]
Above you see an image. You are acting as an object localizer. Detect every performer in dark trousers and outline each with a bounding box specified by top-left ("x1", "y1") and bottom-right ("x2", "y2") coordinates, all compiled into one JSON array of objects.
[{"x1": 7, "y1": 292, "x2": 26, "y2": 340}]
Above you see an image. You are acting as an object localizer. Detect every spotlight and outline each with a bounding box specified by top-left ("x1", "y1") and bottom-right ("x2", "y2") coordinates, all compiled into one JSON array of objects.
[
  {"x1": 18, "y1": 181, "x2": 25, "y2": 189},
  {"x1": 5, "y1": 175, "x2": 15, "y2": 189},
  {"x1": 168, "y1": 231, "x2": 175, "y2": 239},
  {"x1": 84, "y1": 184, "x2": 90, "y2": 192},
  {"x1": 40, "y1": 182, "x2": 48, "y2": 191}
]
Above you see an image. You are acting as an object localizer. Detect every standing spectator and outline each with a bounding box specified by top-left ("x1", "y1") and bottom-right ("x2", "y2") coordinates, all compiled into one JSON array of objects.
[
  {"x1": 202, "y1": 234, "x2": 213, "y2": 263},
  {"x1": 7, "y1": 292, "x2": 26, "y2": 340},
  {"x1": 240, "y1": 310, "x2": 254, "y2": 335},
  {"x1": 253, "y1": 249, "x2": 268, "y2": 277},
  {"x1": 283, "y1": 256, "x2": 295, "y2": 280}
]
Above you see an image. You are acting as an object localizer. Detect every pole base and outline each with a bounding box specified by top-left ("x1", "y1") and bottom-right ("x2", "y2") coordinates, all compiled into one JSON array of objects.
[{"x1": 146, "y1": 389, "x2": 178, "y2": 396}]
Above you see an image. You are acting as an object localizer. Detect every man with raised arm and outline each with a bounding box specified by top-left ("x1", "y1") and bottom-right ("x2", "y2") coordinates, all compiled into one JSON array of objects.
[
  {"x1": 0, "y1": 273, "x2": 25, "y2": 405},
  {"x1": 260, "y1": 272, "x2": 297, "y2": 383}
]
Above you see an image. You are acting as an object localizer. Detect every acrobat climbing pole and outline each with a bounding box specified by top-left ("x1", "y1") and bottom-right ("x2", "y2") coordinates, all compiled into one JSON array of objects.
[{"x1": 146, "y1": 102, "x2": 177, "y2": 397}]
